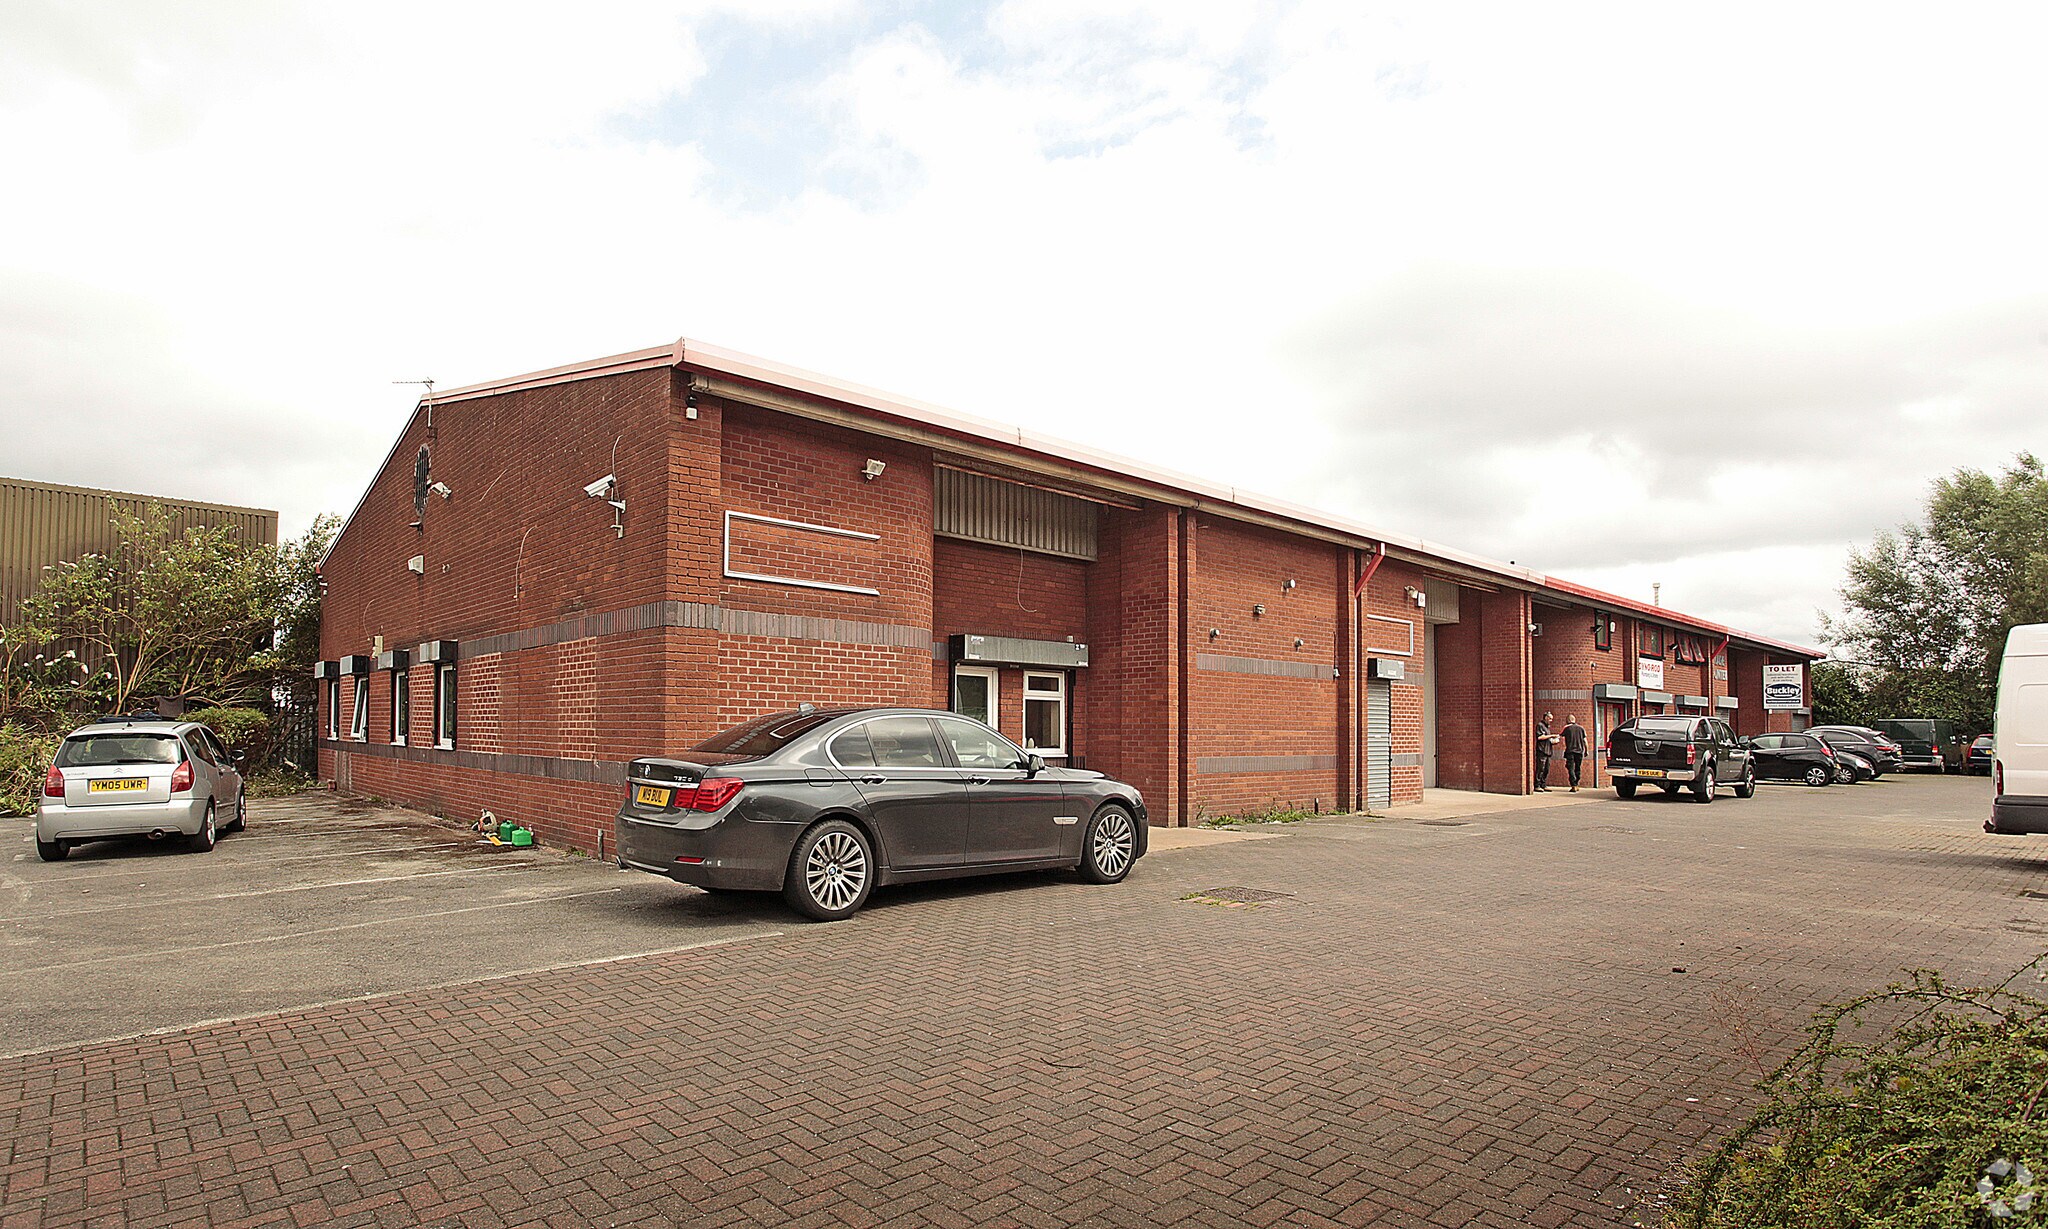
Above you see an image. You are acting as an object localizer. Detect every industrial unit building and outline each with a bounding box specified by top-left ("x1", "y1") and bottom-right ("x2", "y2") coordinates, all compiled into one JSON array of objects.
[{"x1": 315, "y1": 339, "x2": 1820, "y2": 851}]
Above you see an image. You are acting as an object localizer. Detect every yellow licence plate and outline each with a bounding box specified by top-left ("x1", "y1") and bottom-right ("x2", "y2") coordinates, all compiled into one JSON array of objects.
[
  {"x1": 634, "y1": 785, "x2": 672, "y2": 807},
  {"x1": 88, "y1": 778, "x2": 147, "y2": 793},
  {"x1": 1636, "y1": 769, "x2": 1666, "y2": 779}
]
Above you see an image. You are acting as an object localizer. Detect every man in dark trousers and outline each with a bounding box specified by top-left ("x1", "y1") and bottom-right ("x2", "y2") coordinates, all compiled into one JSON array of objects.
[
  {"x1": 1534, "y1": 711, "x2": 1557, "y2": 790},
  {"x1": 1561, "y1": 714, "x2": 1588, "y2": 792}
]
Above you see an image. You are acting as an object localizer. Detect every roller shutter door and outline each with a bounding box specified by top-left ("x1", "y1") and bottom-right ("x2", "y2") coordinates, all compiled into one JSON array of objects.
[{"x1": 1366, "y1": 678, "x2": 1392, "y2": 809}]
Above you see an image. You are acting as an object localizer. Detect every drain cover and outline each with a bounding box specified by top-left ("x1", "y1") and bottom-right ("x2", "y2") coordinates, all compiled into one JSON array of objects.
[
  {"x1": 1418, "y1": 819, "x2": 1470, "y2": 827},
  {"x1": 2024, "y1": 890, "x2": 2048, "y2": 901},
  {"x1": 1187, "y1": 886, "x2": 1294, "y2": 905},
  {"x1": 1591, "y1": 825, "x2": 1643, "y2": 835}
]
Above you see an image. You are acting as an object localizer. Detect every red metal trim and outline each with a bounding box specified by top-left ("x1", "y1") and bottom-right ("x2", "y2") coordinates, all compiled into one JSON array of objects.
[
  {"x1": 1353, "y1": 546, "x2": 1386, "y2": 598},
  {"x1": 1541, "y1": 575, "x2": 1820, "y2": 659}
]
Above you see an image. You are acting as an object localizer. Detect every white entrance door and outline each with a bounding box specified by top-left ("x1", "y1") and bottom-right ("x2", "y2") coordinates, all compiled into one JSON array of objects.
[{"x1": 952, "y1": 666, "x2": 999, "y2": 728}]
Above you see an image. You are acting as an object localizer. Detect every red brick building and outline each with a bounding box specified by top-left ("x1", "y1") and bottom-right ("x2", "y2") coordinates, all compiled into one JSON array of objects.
[{"x1": 316, "y1": 339, "x2": 1820, "y2": 850}]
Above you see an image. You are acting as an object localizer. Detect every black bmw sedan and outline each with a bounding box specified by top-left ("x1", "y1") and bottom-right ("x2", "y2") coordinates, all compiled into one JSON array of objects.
[{"x1": 615, "y1": 707, "x2": 1149, "y2": 920}]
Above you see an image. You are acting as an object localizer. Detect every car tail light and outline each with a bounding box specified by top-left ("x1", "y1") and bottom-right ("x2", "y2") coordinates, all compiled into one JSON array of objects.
[
  {"x1": 1821, "y1": 744, "x2": 1836, "y2": 758},
  {"x1": 43, "y1": 765, "x2": 63, "y2": 797},
  {"x1": 1996, "y1": 762, "x2": 2004, "y2": 795},
  {"x1": 686, "y1": 777, "x2": 743, "y2": 812},
  {"x1": 170, "y1": 760, "x2": 194, "y2": 793},
  {"x1": 1685, "y1": 744, "x2": 1696, "y2": 765}
]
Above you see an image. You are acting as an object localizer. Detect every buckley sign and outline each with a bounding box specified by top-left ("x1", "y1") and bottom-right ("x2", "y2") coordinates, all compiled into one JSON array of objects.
[{"x1": 1763, "y1": 664, "x2": 1804, "y2": 710}]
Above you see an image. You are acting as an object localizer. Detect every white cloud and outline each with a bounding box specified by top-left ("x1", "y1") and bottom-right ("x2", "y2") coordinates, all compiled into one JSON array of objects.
[{"x1": 1, "y1": 0, "x2": 2043, "y2": 651}]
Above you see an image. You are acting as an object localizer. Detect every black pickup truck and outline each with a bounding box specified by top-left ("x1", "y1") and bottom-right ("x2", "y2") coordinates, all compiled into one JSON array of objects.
[{"x1": 1606, "y1": 715, "x2": 1756, "y2": 802}]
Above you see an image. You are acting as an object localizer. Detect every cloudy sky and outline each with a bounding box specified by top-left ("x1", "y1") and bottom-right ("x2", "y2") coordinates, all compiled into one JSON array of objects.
[{"x1": 3, "y1": 1, "x2": 2043, "y2": 647}]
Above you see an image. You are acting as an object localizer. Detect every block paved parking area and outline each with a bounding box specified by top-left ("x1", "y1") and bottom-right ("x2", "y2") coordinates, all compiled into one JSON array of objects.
[
  {"x1": 0, "y1": 796, "x2": 785, "y2": 1056},
  {"x1": 1, "y1": 774, "x2": 2038, "y2": 1228}
]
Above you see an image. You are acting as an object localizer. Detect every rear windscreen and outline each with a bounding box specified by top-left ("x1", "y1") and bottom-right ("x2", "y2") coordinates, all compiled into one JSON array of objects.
[
  {"x1": 691, "y1": 711, "x2": 834, "y2": 756},
  {"x1": 1630, "y1": 718, "x2": 1697, "y2": 736},
  {"x1": 1880, "y1": 721, "x2": 1935, "y2": 739},
  {"x1": 56, "y1": 733, "x2": 182, "y2": 767}
]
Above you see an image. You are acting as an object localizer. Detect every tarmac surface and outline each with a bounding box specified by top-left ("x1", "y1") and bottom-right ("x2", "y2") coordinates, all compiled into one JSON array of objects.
[{"x1": 0, "y1": 771, "x2": 2032, "y2": 1227}]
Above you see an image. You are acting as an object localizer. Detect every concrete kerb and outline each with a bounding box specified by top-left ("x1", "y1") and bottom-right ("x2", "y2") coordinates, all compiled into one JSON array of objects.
[{"x1": 1358, "y1": 786, "x2": 1609, "y2": 825}]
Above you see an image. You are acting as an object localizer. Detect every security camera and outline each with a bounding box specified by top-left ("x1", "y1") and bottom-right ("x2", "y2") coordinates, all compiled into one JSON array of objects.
[
  {"x1": 428, "y1": 481, "x2": 453, "y2": 500},
  {"x1": 583, "y1": 474, "x2": 616, "y2": 499}
]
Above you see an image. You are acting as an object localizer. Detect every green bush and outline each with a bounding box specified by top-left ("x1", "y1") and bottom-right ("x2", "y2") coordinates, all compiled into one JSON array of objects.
[
  {"x1": 1675, "y1": 956, "x2": 2048, "y2": 1227},
  {"x1": 0, "y1": 725, "x2": 60, "y2": 817},
  {"x1": 185, "y1": 705, "x2": 272, "y2": 757}
]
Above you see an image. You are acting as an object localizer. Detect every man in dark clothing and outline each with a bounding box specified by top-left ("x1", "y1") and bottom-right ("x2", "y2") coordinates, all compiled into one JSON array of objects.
[
  {"x1": 1561, "y1": 714, "x2": 1588, "y2": 792},
  {"x1": 1534, "y1": 712, "x2": 1556, "y2": 790}
]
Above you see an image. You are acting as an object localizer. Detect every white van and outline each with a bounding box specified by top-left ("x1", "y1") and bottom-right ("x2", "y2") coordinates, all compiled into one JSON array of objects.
[{"x1": 1989, "y1": 623, "x2": 2048, "y2": 835}]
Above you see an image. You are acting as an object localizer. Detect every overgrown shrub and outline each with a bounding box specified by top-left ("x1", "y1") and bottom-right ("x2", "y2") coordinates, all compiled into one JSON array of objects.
[
  {"x1": 0, "y1": 725, "x2": 60, "y2": 817},
  {"x1": 185, "y1": 705, "x2": 272, "y2": 758},
  {"x1": 1675, "y1": 956, "x2": 2048, "y2": 1227}
]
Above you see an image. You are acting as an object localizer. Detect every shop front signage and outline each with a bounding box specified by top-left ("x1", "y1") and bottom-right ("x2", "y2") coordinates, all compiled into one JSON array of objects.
[{"x1": 1637, "y1": 656, "x2": 1665, "y2": 691}]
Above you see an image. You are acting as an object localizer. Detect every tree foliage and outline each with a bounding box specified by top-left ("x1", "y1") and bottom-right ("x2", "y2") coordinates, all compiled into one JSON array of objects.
[
  {"x1": 1821, "y1": 453, "x2": 2048, "y2": 733},
  {"x1": 0, "y1": 508, "x2": 337, "y2": 726},
  {"x1": 1676, "y1": 954, "x2": 2048, "y2": 1228}
]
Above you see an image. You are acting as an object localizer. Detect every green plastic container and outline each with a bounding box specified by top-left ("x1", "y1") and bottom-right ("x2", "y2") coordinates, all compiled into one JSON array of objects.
[
  {"x1": 509, "y1": 827, "x2": 534, "y2": 847},
  {"x1": 498, "y1": 820, "x2": 516, "y2": 841}
]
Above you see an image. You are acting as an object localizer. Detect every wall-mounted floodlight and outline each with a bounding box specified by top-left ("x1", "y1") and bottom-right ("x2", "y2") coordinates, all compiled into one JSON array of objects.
[{"x1": 862, "y1": 459, "x2": 887, "y2": 481}]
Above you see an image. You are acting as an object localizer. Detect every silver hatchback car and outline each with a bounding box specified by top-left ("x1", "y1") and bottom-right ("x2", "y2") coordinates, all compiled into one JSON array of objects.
[{"x1": 37, "y1": 719, "x2": 247, "y2": 861}]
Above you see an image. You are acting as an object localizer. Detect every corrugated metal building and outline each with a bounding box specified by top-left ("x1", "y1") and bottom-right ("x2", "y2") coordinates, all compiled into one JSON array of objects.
[{"x1": 0, "y1": 476, "x2": 278, "y2": 628}]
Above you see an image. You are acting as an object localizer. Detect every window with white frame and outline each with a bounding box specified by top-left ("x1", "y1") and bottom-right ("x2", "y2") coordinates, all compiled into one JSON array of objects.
[
  {"x1": 350, "y1": 677, "x2": 369, "y2": 741},
  {"x1": 1022, "y1": 671, "x2": 1066, "y2": 757},
  {"x1": 326, "y1": 681, "x2": 339, "y2": 739},
  {"x1": 952, "y1": 666, "x2": 998, "y2": 728},
  {"x1": 433, "y1": 663, "x2": 456, "y2": 749},
  {"x1": 391, "y1": 669, "x2": 409, "y2": 745}
]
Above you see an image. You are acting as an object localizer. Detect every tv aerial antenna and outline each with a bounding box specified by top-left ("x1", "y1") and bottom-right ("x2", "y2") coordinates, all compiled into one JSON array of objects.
[{"x1": 393, "y1": 379, "x2": 437, "y2": 428}]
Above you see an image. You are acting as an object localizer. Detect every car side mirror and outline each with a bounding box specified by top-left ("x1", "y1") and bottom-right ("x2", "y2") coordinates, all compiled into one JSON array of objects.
[
  {"x1": 1024, "y1": 753, "x2": 1046, "y2": 775},
  {"x1": 231, "y1": 749, "x2": 248, "y2": 767},
  {"x1": 1737, "y1": 738, "x2": 1753, "y2": 749}
]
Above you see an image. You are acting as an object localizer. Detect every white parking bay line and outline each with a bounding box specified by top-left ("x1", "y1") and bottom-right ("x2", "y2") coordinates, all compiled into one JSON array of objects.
[
  {"x1": 0, "y1": 862, "x2": 544, "y2": 923},
  {"x1": 0, "y1": 929, "x2": 786, "y2": 1061},
  {"x1": 7, "y1": 841, "x2": 479, "y2": 884},
  {"x1": 2, "y1": 887, "x2": 629, "y2": 975}
]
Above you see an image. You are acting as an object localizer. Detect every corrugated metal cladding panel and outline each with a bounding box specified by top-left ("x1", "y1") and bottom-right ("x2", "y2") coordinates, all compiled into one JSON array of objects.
[
  {"x1": 934, "y1": 467, "x2": 1098, "y2": 561},
  {"x1": 0, "y1": 477, "x2": 278, "y2": 628},
  {"x1": 1366, "y1": 679, "x2": 1392, "y2": 808},
  {"x1": 1424, "y1": 579, "x2": 1460, "y2": 625}
]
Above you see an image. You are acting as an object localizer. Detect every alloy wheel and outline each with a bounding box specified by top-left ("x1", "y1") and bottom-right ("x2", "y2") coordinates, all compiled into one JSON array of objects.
[
  {"x1": 1091, "y1": 810, "x2": 1135, "y2": 877},
  {"x1": 191, "y1": 805, "x2": 217, "y2": 852},
  {"x1": 804, "y1": 830, "x2": 868, "y2": 913}
]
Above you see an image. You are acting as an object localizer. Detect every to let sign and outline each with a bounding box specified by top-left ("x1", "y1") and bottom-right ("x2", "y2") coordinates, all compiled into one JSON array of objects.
[{"x1": 1763, "y1": 664, "x2": 1804, "y2": 710}]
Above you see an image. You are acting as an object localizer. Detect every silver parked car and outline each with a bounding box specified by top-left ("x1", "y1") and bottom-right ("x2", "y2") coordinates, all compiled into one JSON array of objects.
[{"x1": 36, "y1": 718, "x2": 247, "y2": 861}]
